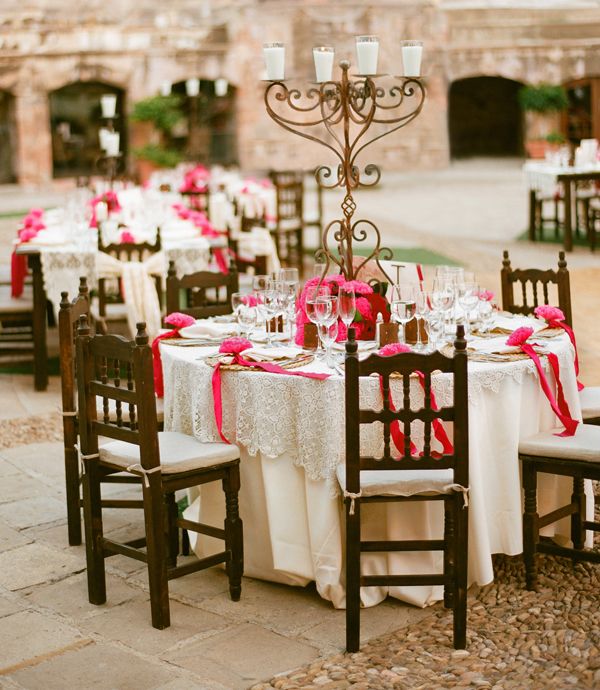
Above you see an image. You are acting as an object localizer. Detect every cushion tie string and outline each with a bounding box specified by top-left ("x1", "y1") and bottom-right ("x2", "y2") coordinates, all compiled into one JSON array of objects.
[
  {"x1": 126, "y1": 464, "x2": 162, "y2": 488},
  {"x1": 343, "y1": 490, "x2": 362, "y2": 515},
  {"x1": 444, "y1": 483, "x2": 469, "y2": 508}
]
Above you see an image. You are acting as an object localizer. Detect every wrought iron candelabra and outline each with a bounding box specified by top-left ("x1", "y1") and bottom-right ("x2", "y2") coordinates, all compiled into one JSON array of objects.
[{"x1": 264, "y1": 60, "x2": 425, "y2": 284}]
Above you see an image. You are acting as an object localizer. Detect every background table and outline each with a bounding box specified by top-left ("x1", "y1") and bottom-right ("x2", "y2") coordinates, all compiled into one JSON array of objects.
[{"x1": 162, "y1": 328, "x2": 588, "y2": 609}]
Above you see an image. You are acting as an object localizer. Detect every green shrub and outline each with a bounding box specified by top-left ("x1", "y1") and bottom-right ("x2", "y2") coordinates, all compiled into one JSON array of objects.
[
  {"x1": 133, "y1": 144, "x2": 183, "y2": 168},
  {"x1": 130, "y1": 95, "x2": 183, "y2": 132},
  {"x1": 545, "y1": 131, "x2": 566, "y2": 145},
  {"x1": 518, "y1": 84, "x2": 568, "y2": 113}
]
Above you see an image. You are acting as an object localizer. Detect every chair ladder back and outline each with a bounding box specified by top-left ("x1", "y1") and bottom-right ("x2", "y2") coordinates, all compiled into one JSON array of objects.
[{"x1": 166, "y1": 261, "x2": 238, "y2": 319}]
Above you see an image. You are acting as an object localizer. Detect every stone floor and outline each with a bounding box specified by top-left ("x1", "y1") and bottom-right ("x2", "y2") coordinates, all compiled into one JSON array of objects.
[{"x1": 0, "y1": 159, "x2": 599, "y2": 688}]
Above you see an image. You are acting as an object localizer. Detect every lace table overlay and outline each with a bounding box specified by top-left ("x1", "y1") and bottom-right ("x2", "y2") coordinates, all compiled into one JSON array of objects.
[{"x1": 162, "y1": 334, "x2": 578, "y2": 494}]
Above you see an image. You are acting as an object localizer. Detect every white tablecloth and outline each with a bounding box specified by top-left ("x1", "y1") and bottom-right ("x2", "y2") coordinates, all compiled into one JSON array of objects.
[
  {"x1": 161, "y1": 325, "x2": 587, "y2": 609},
  {"x1": 523, "y1": 161, "x2": 600, "y2": 197}
]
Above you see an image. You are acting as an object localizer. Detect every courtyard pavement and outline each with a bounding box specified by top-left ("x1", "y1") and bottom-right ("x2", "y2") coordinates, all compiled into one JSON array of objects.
[{"x1": 0, "y1": 159, "x2": 599, "y2": 688}]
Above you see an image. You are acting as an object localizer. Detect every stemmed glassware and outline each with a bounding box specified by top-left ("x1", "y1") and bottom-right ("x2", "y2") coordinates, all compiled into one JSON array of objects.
[
  {"x1": 338, "y1": 286, "x2": 356, "y2": 340},
  {"x1": 315, "y1": 295, "x2": 338, "y2": 362},
  {"x1": 318, "y1": 320, "x2": 339, "y2": 367},
  {"x1": 390, "y1": 284, "x2": 416, "y2": 344},
  {"x1": 424, "y1": 308, "x2": 444, "y2": 352},
  {"x1": 252, "y1": 274, "x2": 270, "y2": 291},
  {"x1": 263, "y1": 287, "x2": 284, "y2": 347},
  {"x1": 457, "y1": 281, "x2": 479, "y2": 335},
  {"x1": 278, "y1": 268, "x2": 299, "y2": 341},
  {"x1": 431, "y1": 278, "x2": 455, "y2": 342},
  {"x1": 477, "y1": 297, "x2": 494, "y2": 334},
  {"x1": 414, "y1": 288, "x2": 429, "y2": 351},
  {"x1": 231, "y1": 292, "x2": 257, "y2": 339}
]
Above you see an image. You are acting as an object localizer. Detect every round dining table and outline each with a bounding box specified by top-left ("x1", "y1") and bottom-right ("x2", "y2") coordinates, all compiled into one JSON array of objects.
[{"x1": 160, "y1": 318, "x2": 589, "y2": 609}]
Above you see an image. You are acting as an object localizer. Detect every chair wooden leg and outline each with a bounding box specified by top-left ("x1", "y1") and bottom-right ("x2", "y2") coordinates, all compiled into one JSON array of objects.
[
  {"x1": 223, "y1": 465, "x2": 243, "y2": 602},
  {"x1": 452, "y1": 493, "x2": 468, "y2": 650},
  {"x1": 181, "y1": 529, "x2": 190, "y2": 556},
  {"x1": 522, "y1": 462, "x2": 539, "y2": 591},
  {"x1": 345, "y1": 499, "x2": 361, "y2": 653},
  {"x1": 165, "y1": 493, "x2": 178, "y2": 568},
  {"x1": 443, "y1": 497, "x2": 455, "y2": 609},
  {"x1": 82, "y1": 461, "x2": 106, "y2": 605},
  {"x1": 65, "y1": 445, "x2": 82, "y2": 546},
  {"x1": 571, "y1": 477, "x2": 586, "y2": 552},
  {"x1": 143, "y1": 479, "x2": 170, "y2": 630}
]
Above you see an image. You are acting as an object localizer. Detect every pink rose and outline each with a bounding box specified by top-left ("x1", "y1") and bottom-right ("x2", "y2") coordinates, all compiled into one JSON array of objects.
[
  {"x1": 478, "y1": 290, "x2": 494, "y2": 302},
  {"x1": 378, "y1": 343, "x2": 412, "y2": 356},
  {"x1": 506, "y1": 326, "x2": 534, "y2": 347},
  {"x1": 164, "y1": 312, "x2": 196, "y2": 329},
  {"x1": 219, "y1": 337, "x2": 252, "y2": 354},
  {"x1": 534, "y1": 305, "x2": 565, "y2": 323}
]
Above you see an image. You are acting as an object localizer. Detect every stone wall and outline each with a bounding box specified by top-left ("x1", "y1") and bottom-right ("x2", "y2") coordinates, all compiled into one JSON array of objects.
[{"x1": 0, "y1": 0, "x2": 598, "y2": 185}]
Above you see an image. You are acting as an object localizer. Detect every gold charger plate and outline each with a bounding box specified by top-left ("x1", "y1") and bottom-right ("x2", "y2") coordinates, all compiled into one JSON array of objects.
[{"x1": 202, "y1": 353, "x2": 315, "y2": 371}]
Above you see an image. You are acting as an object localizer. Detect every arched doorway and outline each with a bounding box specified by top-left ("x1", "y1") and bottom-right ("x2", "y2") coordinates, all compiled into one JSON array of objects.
[
  {"x1": 448, "y1": 76, "x2": 524, "y2": 158},
  {"x1": 0, "y1": 91, "x2": 17, "y2": 183},
  {"x1": 563, "y1": 77, "x2": 600, "y2": 145},
  {"x1": 171, "y1": 79, "x2": 237, "y2": 165},
  {"x1": 49, "y1": 81, "x2": 126, "y2": 178}
]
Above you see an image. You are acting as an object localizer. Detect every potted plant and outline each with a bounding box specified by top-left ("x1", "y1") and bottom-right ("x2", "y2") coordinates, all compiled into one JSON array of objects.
[
  {"x1": 129, "y1": 95, "x2": 184, "y2": 181},
  {"x1": 518, "y1": 84, "x2": 569, "y2": 159}
]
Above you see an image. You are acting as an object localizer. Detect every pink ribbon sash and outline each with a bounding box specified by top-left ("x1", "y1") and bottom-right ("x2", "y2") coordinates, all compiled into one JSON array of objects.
[
  {"x1": 381, "y1": 373, "x2": 454, "y2": 459},
  {"x1": 520, "y1": 343, "x2": 578, "y2": 437},
  {"x1": 548, "y1": 319, "x2": 584, "y2": 391},
  {"x1": 11, "y1": 251, "x2": 27, "y2": 298},
  {"x1": 212, "y1": 355, "x2": 330, "y2": 444},
  {"x1": 152, "y1": 328, "x2": 184, "y2": 398}
]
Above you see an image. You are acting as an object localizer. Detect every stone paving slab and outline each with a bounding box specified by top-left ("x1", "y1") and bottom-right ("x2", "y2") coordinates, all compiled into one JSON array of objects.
[
  {"x1": 0, "y1": 543, "x2": 83, "y2": 591},
  {"x1": 0, "y1": 496, "x2": 66, "y2": 531}
]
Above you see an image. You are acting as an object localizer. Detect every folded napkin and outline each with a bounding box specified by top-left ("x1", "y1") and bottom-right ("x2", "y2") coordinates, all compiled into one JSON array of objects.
[
  {"x1": 179, "y1": 320, "x2": 238, "y2": 339},
  {"x1": 28, "y1": 229, "x2": 67, "y2": 246},
  {"x1": 490, "y1": 315, "x2": 545, "y2": 334},
  {"x1": 243, "y1": 346, "x2": 301, "y2": 362}
]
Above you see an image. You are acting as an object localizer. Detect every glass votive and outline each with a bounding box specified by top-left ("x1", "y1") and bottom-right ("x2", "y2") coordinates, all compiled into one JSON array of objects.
[
  {"x1": 313, "y1": 46, "x2": 334, "y2": 83},
  {"x1": 401, "y1": 40, "x2": 423, "y2": 77},
  {"x1": 159, "y1": 81, "x2": 171, "y2": 97},
  {"x1": 263, "y1": 42, "x2": 285, "y2": 80},
  {"x1": 100, "y1": 94, "x2": 117, "y2": 118},
  {"x1": 355, "y1": 35, "x2": 379, "y2": 75},
  {"x1": 215, "y1": 78, "x2": 229, "y2": 97}
]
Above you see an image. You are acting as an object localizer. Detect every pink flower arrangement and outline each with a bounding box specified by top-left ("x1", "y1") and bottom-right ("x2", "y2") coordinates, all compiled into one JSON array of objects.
[
  {"x1": 295, "y1": 275, "x2": 390, "y2": 345},
  {"x1": 506, "y1": 326, "x2": 534, "y2": 347},
  {"x1": 378, "y1": 343, "x2": 412, "y2": 356},
  {"x1": 534, "y1": 305, "x2": 565, "y2": 323},
  {"x1": 120, "y1": 230, "x2": 136, "y2": 244},
  {"x1": 478, "y1": 290, "x2": 494, "y2": 302},
  {"x1": 18, "y1": 228, "x2": 40, "y2": 242},
  {"x1": 17, "y1": 209, "x2": 46, "y2": 242},
  {"x1": 219, "y1": 337, "x2": 253, "y2": 354},
  {"x1": 90, "y1": 190, "x2": 121, "y2": 227},
  {"x1": 164, "y1": 312, "x2": 196, "y2": 329},
  {"x1": 172, "y1": 203, "x2": 220, "y2": 237},
  {"x1": 179, "y1": 165, "x2": 210, "y2": 194},
  {"x1": 241, "y1": 295, "x2": 260, "y2": 307}
]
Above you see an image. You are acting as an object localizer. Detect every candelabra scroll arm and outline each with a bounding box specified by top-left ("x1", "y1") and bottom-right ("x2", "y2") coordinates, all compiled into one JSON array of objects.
[
  {"x1": 314, "y1": 165, "x2": 344, "y2": 190},
  {"x1": 314, "y1": 219, "x2": 347, "y2": 281},
  {"x1": 264, "y1": 81, "x2": 343, "y2": 127},
  {"x1": 319, "y1": 84, "x2": 345, "y2": 162},
  {"x1": 370, "y1": 79, "x2": 425, "y2": 123},
  {"x1": 351, "y1": 218, "x2": 395, "y2": 287}
]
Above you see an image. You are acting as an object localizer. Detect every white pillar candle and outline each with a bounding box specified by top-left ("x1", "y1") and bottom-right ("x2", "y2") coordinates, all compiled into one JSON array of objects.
[
  {"x1": 263, "y1": 42, "x2": 285, "y2": 80},
  {"x1": 401, "y1": 41, "x2": 423, "y2": 78},
  {"x1": 95, "y1": 201, "x2": 108, "y2": 222},
  {"x1": 355, "y1": 35, "x2": 379, "y2": 75},
  {"x1": 215, "y1": 77, "x2": 229, "y2": 97},
  {"x1": 186, "y1": 78, "x2": 200, "y2": 97},
  {"x1": 313, "y1": 47, "x2": 334, "y2": 83},
  {"x1": 101, "y1": 94, "x2": 117, "y2": 118},
  {"x1": 160, "y1": 81, "x2": 171, "y2": 96},
  {"x1": 98, "y1": 127, "x2": 110, "y2": 151},
  {"x1": 105, "y1": 132, "x2": 120, "y2": 157}
]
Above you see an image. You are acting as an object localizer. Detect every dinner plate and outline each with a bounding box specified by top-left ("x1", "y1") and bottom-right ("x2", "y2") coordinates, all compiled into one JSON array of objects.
[{"x1": 333, "y1": 340, "x2": 378, "y2": 352}]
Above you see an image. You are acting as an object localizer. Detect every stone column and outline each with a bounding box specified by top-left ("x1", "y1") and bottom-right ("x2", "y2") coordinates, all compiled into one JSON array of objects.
[{"x1": 14, "y1": 86, "x2": 53, "y2": 186}]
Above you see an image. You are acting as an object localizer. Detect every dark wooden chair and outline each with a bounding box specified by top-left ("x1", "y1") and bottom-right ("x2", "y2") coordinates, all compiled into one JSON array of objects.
[
  {"x1": 0, "y1": 284, "x2": 34, "y2": 370},
  {"x1": 97, "y1": 233, "x2": 162, "y2": 319},
  {"x1": 501, "y1": 250, "x2": 573, "y2": 327},
  {"x1": 519, "y1": 425, "x2": 600, "y2": 591},
  {"x1": 166, "y1": 260, "x2": 239, "y2": 319},
  {"x1": 59, "y1": 277, "x2": 162, "y2": 546},
  {"x1": 269, "y1": 170, "x2": 305, "y2": 271},
  {"x1": 341, "y1": 326, "x2": 469, "y2": 651},
  {"x1": 182, "y1": 189, "x2": 210, "y2": 218},
  {"x1": 76, "y1": 317, "x2": 243, "y2": 629},
  {"x1": 226, "y1": 230, "x2": 268, "y2": 278}
]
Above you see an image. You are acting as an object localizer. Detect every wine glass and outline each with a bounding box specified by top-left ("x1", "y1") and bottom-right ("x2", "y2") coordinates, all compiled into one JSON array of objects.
[
  {"x1": 457, "y1": 282, "x2": 479, "y2": 335},
  {"x1": 390, "y1": 284, "x2": 416, "y2": 343},
  {"x1": 338, "y1": 286, "x2": 356, "y2": 339},
  {"x1": 305, "y1": 284, "x2": 330, "y2": 354},
  {"x1": 424, "y1": 309, "x2": 444, "y2": 352},
  {"x1": 318, "y1": 320, "x2": 339, "y2": 368},
  {"x1": 263, "y1": 288, "x2": 283, "y2": 347},
  {"x1": 478, "y1": 298, "x2": 494, "y2": 335},
  {"x1": 432, "y1": 278, "x2": 455, "y2": 342},
  {"x1": 231, "y1": 292, "x2": 257, "y2": 339},
  {"x1": 414, "y1": 288, "x2": 429, "y2": 351}
]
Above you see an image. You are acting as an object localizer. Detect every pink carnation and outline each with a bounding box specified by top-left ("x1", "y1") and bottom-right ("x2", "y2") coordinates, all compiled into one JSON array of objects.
[
  {"x1": 28, "y1": 208, "x2": 44, "y2": 218},
  {"x1": 534, "y1": 305, "x2": 565, "y2": 323},
  {"x1": 219, "y1": 337, "x2": 252, "y2": 354},
  {"x1": 342, "y1": 279, "x2": 373, "y2": 296},
  {"x1": 120, "y1": 230, "x2": 136, "y2": 244},
  {"x1": 355, "y1": 296, "x2": 372, "y2": 321},
  {"x1": 165, "y1": 312, "x2": 196, "y2": 329},
  {"x1": 478, "y1": 290, "x2": 494, "y2": 302},
  {"x1": 506, "y1": 326, "x2": 534, "y2": 347},
  {"x1": 379, "y1": 343, "x2": 412, "y2": 356},
  {"x1": 19, "y1": 228, "x2": 38, "y2": 242}
]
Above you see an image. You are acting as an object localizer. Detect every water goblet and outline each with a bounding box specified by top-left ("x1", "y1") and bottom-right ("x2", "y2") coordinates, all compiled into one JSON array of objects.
[
  {"x1": 457, "y1": 282, "x2": 479, "y2": 335},
  {"x1": 318, "y1": 320, "x2": 339, "y2": 368},
  {"x1": 424, "y1": 309, "x2": 445, "y2": 352},
  {"x1": 263, "y1": 289, "x2": 283, "y2": 347},
  {"x1": 305, "y1": 284, "x2": 330, "y2": 353},
  {"x1": 390, "y1": 284, "x2": 416, "y2": 343},
  {"x1": 231, "y1": 292, "x2": 257, "y2": 339},
  {"x1": 338, "y1": 286, "x2": 356, "y2": 340},
  {"x1": 478, "y1": 298, "x2": 494, "y2": 335}
]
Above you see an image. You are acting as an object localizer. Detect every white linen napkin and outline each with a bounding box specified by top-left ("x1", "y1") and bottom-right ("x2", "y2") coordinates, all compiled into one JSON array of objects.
[
  {"x1": 242, "y1": 346, "x2": 301, "y2": 362},
  {"x1": 178, "y1": 321, "x2": 238, "y2": 339}
]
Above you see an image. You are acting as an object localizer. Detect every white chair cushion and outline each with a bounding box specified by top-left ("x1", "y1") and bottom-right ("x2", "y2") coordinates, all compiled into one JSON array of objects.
[
  {"x1": 96, "y1": 396, "x2": 164, "y2": 424},
  {"x1": 336, "y1": 464, "x2": 455, "y2": 497},
  {"x1": 580, "y1": 386, "x2": 600, "y2": 419},
  {"x1": 100, "y1": 431, "x2": 239, "y2": 474},
  {"x1": 519, "y1": 424, "x2": 600, "y2": 463}
]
